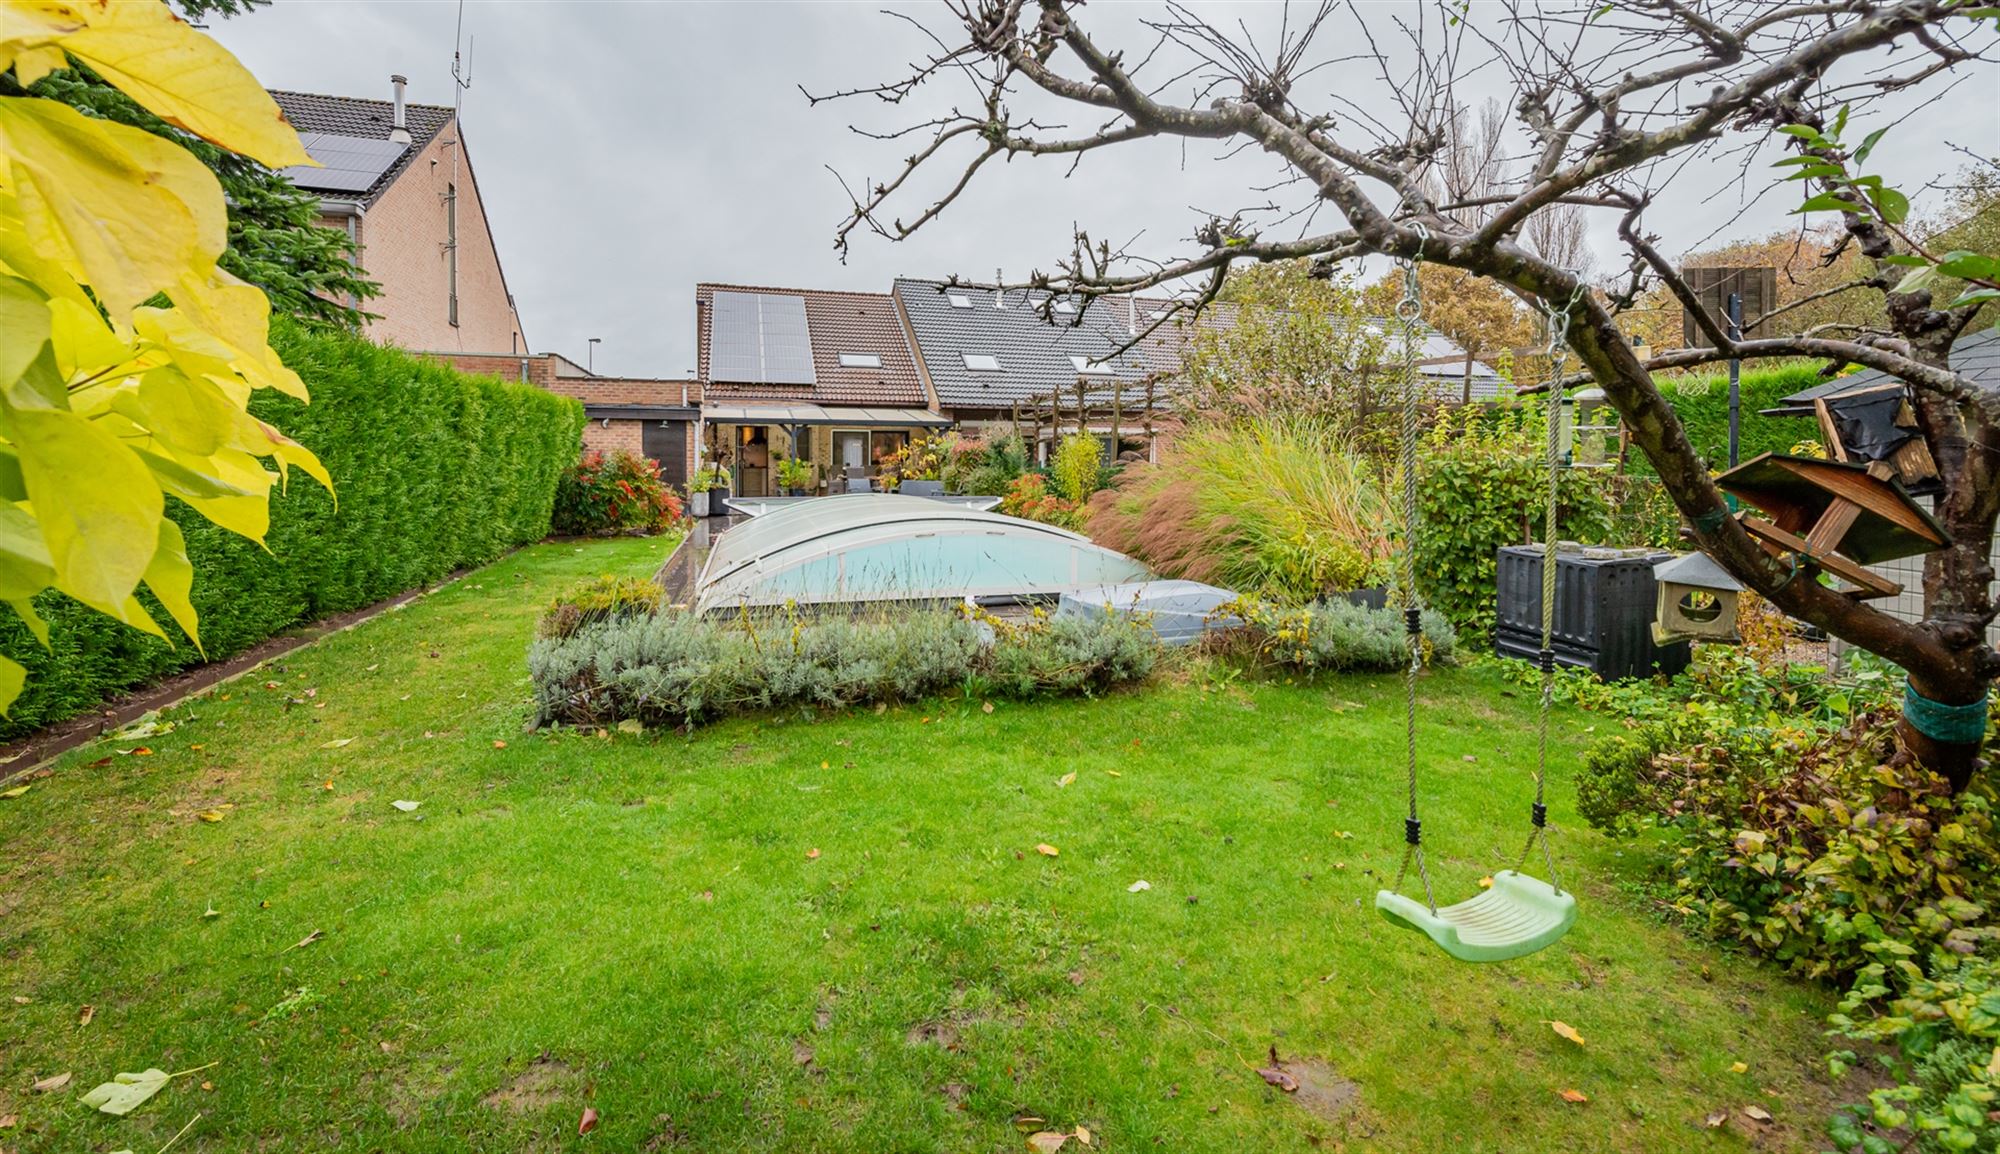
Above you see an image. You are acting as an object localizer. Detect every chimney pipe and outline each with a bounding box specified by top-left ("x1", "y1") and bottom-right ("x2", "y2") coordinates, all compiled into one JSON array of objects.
[
  {"x1": 388, "y1": 74, "x2": 411, "y2": 145},
  {"x1": 994, "y1": 268, "x2": 1003, "y2": 309}
]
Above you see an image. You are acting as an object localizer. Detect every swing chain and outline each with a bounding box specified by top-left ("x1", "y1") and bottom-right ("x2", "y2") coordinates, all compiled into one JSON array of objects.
[
  {"x1": 1518, "y1": 278, "x2": 1587, "y2": 894},
  {"x1": 1389, "y1": 226, "x2": 1437, "y2": 914}
]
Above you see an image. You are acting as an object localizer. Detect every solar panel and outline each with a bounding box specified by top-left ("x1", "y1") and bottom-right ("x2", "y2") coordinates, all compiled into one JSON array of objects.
[
  {"x1": 279, "y1": 133, "x2": 409, "y2": 194},
  {"x1": 711, "y1": 291, "x2": 816, "y2": 385}
]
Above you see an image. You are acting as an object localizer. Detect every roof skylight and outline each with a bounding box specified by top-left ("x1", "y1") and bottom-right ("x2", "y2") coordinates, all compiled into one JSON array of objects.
[
  {"x1": 948, "y1": 293, "x2": 973, "y2": 309},
  {"x1": 838, "y1": 352, "x2": 882, "y2": 368},
  {"x1": 1069, "y1": 355, "x2": 1113, "y2": 375},
  {"x1": 962, "y1": 353, "x2": 1001, "y2": 372}
]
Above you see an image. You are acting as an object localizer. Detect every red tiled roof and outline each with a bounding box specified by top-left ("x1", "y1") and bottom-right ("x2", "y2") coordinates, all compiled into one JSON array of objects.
[{"x1": 696, "y1": 283, "x2": 931, "y2": 408}]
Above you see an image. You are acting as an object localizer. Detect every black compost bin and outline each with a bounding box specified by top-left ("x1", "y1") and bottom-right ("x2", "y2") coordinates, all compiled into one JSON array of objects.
[{"x1": 1493, "y1": 544, "x2": 1690, "y2": 680}]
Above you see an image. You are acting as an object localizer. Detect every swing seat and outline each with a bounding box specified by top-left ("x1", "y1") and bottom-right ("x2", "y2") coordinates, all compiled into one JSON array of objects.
[{"x1": 1374, "y1": 870, "x2": 1577, "y2": 963}]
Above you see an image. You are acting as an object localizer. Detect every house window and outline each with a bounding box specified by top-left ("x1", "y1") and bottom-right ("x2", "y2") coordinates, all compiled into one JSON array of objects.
[
  {"x1": 1053, "y1": 300, "x2": 1076, "y2": 314},
  {"x1": 948, "y1": 293, "x2": 972, "y2": 309},
  {"x1": 445, "y1": 181, "x2": 459, "y2": 327},
  {"x1": 838, "y1": 352, "x2": 882, "y2": 368},
  {"x1": 962, "y1": 353, "x2": 1001, "y2": 371},
  {"x1": 1069, "y1": 355, "x2": 1112, "y2": 375}
]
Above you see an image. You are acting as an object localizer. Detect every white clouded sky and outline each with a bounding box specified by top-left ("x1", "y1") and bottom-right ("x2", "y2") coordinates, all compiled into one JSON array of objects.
[{"x1": 210, "y1": 2, "x2": 1998, "y2": 378}]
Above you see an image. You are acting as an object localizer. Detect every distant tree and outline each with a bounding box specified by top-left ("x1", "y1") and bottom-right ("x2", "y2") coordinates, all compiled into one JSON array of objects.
[
  {"x1": 1360, "y1": 264, "x2": 1535, "y2": 400},
  {"x1": 1182, "y1": 262, "x2": 1397, "y2": 447},
  {"x1": 819, "y1": 0, "x2": 2000, "y2": 790}
]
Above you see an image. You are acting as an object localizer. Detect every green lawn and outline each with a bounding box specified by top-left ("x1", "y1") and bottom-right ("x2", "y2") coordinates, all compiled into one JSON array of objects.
[{"x1": 1, "y1": 537, "x2": 1848, "y2": 1152}]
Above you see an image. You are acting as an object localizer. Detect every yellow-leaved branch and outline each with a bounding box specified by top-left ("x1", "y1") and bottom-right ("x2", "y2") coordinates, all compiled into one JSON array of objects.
[{"x1": 0, "y1": 0, "x2": 329, "y2": 712}]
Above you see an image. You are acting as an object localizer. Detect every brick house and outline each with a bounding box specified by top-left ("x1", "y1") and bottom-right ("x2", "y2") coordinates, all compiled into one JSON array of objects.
[
  {"x1": 695, "y1": 283, "x2": 950, "y2": 497},
  {"x1": 272, "y1": 78, "x2": 527, "y2": 355}
]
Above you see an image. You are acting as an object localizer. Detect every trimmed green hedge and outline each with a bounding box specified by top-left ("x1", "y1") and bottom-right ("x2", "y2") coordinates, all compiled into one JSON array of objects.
[
  {"x1": 1638, "y1": 362, "x2": 1831, "y2": 473},
  {"x1": 0, "y1": 320, "x2": 583, "y2": 740}
]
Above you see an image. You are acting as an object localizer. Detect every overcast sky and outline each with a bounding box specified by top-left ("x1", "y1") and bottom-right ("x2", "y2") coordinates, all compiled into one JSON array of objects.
[{"x1": 210, "y1": 2, "x2": 1998, "y2": 379}]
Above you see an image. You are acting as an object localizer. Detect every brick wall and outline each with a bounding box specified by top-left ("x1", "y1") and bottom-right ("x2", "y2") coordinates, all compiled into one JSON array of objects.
[
  {"x1": 358, "y1": 117, "x2": 526, "y2": 354},
  {"x1": 582, "y1": 419, "x2": 645, "y2": 459}
]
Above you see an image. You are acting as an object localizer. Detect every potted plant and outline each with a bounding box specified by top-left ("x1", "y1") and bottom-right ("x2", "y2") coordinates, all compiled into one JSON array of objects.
[
  {"x1": 776, "y1": 455, "x2": 816, "y2": 497},
  {"x1": 896, "y1": 435, "x2": 948, "y2": 497},
  {"x1": 690, "y1": 464, "x2": 730, "y2": 516},
  {"x1": 686, "y1": 467, "x2": 716, "y2": 518}
]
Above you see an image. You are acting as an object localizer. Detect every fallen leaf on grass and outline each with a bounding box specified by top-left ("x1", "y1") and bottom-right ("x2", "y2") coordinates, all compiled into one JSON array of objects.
[
  {"x1": 79, "y1": 1004, "x2": 94, "y2": 1027},
  {"x1": 0, "y1": 1113, "x2": 14, "y2": 1128},
  {"x1": 1704, "y1": 1110, "x2": 1728, "y2": 1128},
  {"x1": 12, "y1": 994, "x2": 28, "y2": 1003},
  {"x1": 492, "y1": 740, "x2": 507, "y2": 749},
  {"x1": 982, "y1": 701, "x2": 994, "y2": 714},
  {"x1": 1127, "y1": 880, "x2": 1151, "y2": 892},
  {"x1": 319, "y1": 738, "x2": 353, "y2": 749},
  {"x1": 286, "y1": 930, "x2": 323, "y2": 952},
  {"x1": 391, "y1": 800, "x2": 421, "y2": 813},
  {"x1": 1035, "y1": 843, "x2": 1059, "y2": 857},
  {"x1": 1057, "y1": 772, "x2": 1076, "y2": 788},
  {"x1": 1012, "y1": 1114, "x2": 1047, "y2": 1132},
  {"x1": 578, "y1": 1106, "x2": 599, "y2": 1134},
  {"x1": 88, "y1": 756, "x2": 114, "y2": 768},
  {"x1": 1257, "y1": 1066, "x2": 1300, "y2": 1093},
  {"x1": 1074, "y1": 1125, "x2": 1092, "y2": 1146},
  {"x1": 80, "y1": 1068, "x2": 170, "y2": 1116},
  {"x1": 32, "y1": 1071, "x2": 71, "y2": 1093},
  {"x1": 616, "y1": 719, "x2": 643, "y2": 735},
  {"x1": 1105, "y1": 769, "x2": 1121, "y2": 777},
  {"x1": 1478, "y1": 876, "x2": 1494, "y2": 888},
  {"x1": 806, "y1": 848, "x2": 820, "y2": 860},
  {"x1": 1729, "y1": 1061, "x2": 1748, "y2": 1074},
  {"x1": 1559, "y1": 1088, "x2": 1589, "y2": 1103},
  {"x1": 1026, "y1": 1132, "x2": 1068, "y2": 1153},
  {"x1": 195, "y1": 809, "x2": 226, "y2": 823},
  {"x1": 0, "y1": 784, "x2": 28, "y2": 799},
  {"x1": 1741, "y1": 1105, "x2": 1772, "y2": 1123},
  {"x1": 1548, "y1": 1021, "x2": 1585, "y2": 1047}
]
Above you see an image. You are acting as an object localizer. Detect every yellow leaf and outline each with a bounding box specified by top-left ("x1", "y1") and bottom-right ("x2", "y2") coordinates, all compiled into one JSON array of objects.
[
  {"x1": 0, "y1": 502, "x2": 55, "y2": 602},
  {"x1": 0, "y1": 781, "x2": 28, "y2": 798},
  {"x1": 1026, "y1": 1132, "x2": 1068, "y2": 1153},
  {"x1": 39, "y1": 0, "x2": 314, "y2": 168},
  {"x1": 1558, "y1": 1088, "x2": 1588, "y2": 1103},
  {"x1": 1729, "y1": 1061, "x2": 1748, "y2": 1074},
  {"x1": 1035, "y1": 843, "x2": 1060, "y2": 857},
  {"x1": 1074, "y1": 1124, "x2": 1091, "y2": 1146},
  {"x1": 195, "y1": 808, "x2": 223, "y2": 822},
  {"x1": 0, "y1": 97, "x2": 220, "y2": 315},
  {"x1": 1057, "y1": 772, "x2": 1076, "y2": 788},
  {"x1": 0, "y1": 274, "x2": 50, "y2": 388},
  {"x1": 806, "y1": 848, "x2": 820, "y2": 860},
  {"x1": 1478, "y1": 876, "x2": 1494, "y2": 888},
  {"x1": 319, "y1": 738, "x2": 352, "y2": 749},
  {"x1": 142, "y1": 515, "x2": 200, "y2": 653},
  {"x1": 11, "y1": 407, "x2": 163, "y2": 616},
  {"x1": 0, "y1": 653, "x2": 23, "y2": 714},
  {"x1": 1548, "y1": 1021, "x2": 1585, "y2": 1047}
]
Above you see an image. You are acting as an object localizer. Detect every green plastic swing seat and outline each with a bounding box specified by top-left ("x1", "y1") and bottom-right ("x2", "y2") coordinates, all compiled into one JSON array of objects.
[{"x1": 1374, "y1": 870, "x2": 1578, "y2": 963}]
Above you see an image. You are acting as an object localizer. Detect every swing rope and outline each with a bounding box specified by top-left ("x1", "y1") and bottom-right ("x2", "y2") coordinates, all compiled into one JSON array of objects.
[
  {"x1": 1389, "y1": 228, "x2": 1437, "y2": 914},
  {"x1": 1517, "y1": 283, "x2": 1586, "y2": 894}
]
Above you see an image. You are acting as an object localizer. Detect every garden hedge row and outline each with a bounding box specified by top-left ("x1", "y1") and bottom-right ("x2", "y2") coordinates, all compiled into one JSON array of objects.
[
  {"x1": 0, "y1": 319, "x2": 583, "y2": 740},
  {"x1": 1640, "y1": 362, "x2": 1831, "y2": 473}
]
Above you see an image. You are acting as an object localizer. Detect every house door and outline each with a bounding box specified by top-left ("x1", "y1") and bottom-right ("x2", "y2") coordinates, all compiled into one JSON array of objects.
[
  {"x1": 643, "y1": 421, "x2": 687, "y2": 487},
  {"x1": 832, "y1": 430, "x2": 868, "y2": 478}
]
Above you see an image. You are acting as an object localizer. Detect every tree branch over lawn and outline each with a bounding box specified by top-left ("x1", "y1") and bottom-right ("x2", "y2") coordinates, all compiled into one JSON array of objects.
[{"x1": 818, "y1": 0, "x2": 2000, "y2": 786}]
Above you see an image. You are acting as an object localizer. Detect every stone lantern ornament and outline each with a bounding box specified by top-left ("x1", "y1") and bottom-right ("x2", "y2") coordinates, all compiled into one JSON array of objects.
[{"x1": 1652, "y1": 550, "x2": 1745, "y2": 644}]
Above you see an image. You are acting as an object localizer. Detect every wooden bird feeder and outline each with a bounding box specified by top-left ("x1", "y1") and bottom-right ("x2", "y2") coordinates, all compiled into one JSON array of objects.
[
  {"x1": 1714, "y1": 452, "x2": 1950, "y2": 600},
  {"x1": 1652, "y1": 551, "x2": 1745, "y2": 644}
]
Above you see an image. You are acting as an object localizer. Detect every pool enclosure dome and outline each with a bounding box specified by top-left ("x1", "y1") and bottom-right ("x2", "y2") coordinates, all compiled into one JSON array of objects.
[{"x1": 693, "y1": 493, "x2": 1149, "y2": 613}]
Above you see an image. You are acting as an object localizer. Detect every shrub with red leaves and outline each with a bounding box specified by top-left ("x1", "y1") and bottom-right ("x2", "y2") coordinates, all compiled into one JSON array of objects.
[{"x1": 552, "y1": 450, "x2": 684, "y2": 536}]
